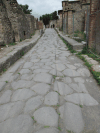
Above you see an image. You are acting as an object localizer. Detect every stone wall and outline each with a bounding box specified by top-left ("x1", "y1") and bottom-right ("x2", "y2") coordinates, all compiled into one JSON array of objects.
[
  {"x1": 0, "y1": 0, "x2": 39, "y2": 45},
  {"x1": 49, "y1": 20, "x2": 57, "y2": 28},
  {"x1": 38, "y1": 20, "x2": 43, "y2": 30}
]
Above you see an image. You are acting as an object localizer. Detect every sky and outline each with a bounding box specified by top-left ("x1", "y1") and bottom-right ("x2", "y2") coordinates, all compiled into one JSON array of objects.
[{"x1": 17, "y1": 0, "x2": 74, "y2": 19}]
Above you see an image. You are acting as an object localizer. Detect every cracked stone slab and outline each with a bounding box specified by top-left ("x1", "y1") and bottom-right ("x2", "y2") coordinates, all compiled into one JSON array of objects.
[
  {"x1": 11, "y1": 80, "x2": 34, "y2": 90},
  {"x1": 66, "y1": 64, "x2": 76, "y2": 70},
  {"x1": 0, "y1": 101, "x2": 24, "y2": 122},
  {"x1": 63, "y1": 77, "x2": 72, "y2": 84},
  {"x1": 0, "y1": 115, "x2": 34, "y2": 133},
  {"x1": 74, "y1": 77, "x2": 85, "y2": 83},
  {"x1": 0, "y1": 82, "x2": 6, "y2": 91},
  {"x1": 49, "y1": 69, "x2": 56, "y2": 75},
  {"x1": 34, "y1": 73, "x2": 52, "y2": 84},
  {"x1": 35, "y1": 128, "x2": 59, "y2": 133},
  {"x1": 31, "y1": 83, "x2": 50, "y2": 95},
  {"x1": 33, "y1": 107, "x2": 58, "y2": 127},
  {"x1": 54, "y1": 81, "x2": 73, "y2": 96},
  {"x1": 56, "y1": 64, "x2": 66, "y2": 71},
  {"x1": 33, "y1": 69, "x2": 49, "y2": 73},
  {"x1": 63, "y1": 69, "x2": 80, "y2": 77},
  {"x1": 69, "y1": 83, "x2": 88, "y2": 93},
  {"x1": 44, "y1": 92, "x2": 58, "y2": 105},
  {"x1": 23, "y1": 62, "x2": 33, "y2": 69},
  {"x1": 24, "y1": 96, "x2": 43, "y2": 113},
  {"x1": 0, "y1": 90, "x2": 12, "y2": 104},
  {"x1": 77, "y1": 68, "x2": 90, "y2": 77},
  {"x1": 59, "y1": 103, "x2": 84, "y2": 133},
  {"x1": 11, "y1": 89, "x2": 36, "y2": 102},
  {"x1": 21, "y1": 74, "x2": 35, "y2": 80},
  {"x1": 64, "y1": 93, "x2": 99, "y2": 106},
  {"x1": 19, "y1": 69, "x2": 31, "y2": 75}
]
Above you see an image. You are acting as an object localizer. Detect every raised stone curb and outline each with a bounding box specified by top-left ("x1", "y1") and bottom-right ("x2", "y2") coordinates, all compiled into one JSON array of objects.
[
  {"x1": 55, "y1": 28, "x2": 84, "y2": 51},
  {"x1": 0, "y1": 35, "x2": 41, "y2": 74}
]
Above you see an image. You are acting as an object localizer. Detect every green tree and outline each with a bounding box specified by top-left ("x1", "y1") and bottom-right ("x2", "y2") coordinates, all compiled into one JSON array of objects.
[{"x1": 20, "y1": 4, "x2": 32, "y2": 14}]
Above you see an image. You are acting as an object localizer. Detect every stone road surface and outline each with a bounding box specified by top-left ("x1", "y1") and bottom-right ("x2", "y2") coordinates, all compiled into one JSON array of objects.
[{"x1": 0, "y1": 29, "x2": 100, "y2": 133}]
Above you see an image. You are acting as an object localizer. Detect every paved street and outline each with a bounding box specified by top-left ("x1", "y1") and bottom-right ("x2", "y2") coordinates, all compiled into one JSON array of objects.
[{"x1": 0, "y1": 29, "x2": 100, "y2": 133}]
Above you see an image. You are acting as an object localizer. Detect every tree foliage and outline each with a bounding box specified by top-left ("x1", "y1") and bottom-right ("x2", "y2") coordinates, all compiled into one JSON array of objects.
[
  {"x1": 20, "y1": 4, "x2": 32, "y2": 14},
  {"x1": 40, "y1": 11, "x2": 58, "y2": 26}
]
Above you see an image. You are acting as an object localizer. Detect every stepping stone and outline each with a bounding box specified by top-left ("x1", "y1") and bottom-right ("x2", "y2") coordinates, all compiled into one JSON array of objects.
[
  {"x1": 63, "y1": 77, "x2": 72, "y2": 84},
  {"x1": 0, "y1": 90, "x2": 12, "y2": 104},
  {"x1": 35, "y1": 128, "x2": 59, "y2": 133},
  {"x1": 56, "y1": 64, "x2": 66, "y2": 71},
  {"x1": 54, "y1": 81, "x2": 73, "y2": 96},
  {"x1": 19, "y1": 69, "x2": 31, "y2": 75},
  {"x1": 77, "y1": 68, "x2": 90, "y2": 77},
  {"x1": 24, "y1": 96, "x2": 43, "y2": 113},
  {"x1": 33, "y1": 107, "x2": 58, "y2": 127},
  {"x1": 59, "y1": 103, "x2": 84, "y2": 133},
  {"x1": 0, "y1": 115, "x2": 34, "y2": 133},
  {"x1": 34, "y1": 73, "x2": 52, "y2": 84},
  {"x1": 63, "y1": 69, "x2": 80, "y2": 77},
  {"x1": 0, "y1": 82, "x2": 6, "y2": 91},
  {"x1": 23, "y1": 62, "x2": 33, "y2": 69},
  {"x1": 0, "y1": 101, "x2": 24, "y2": 122},
  {"x1": 11, "y1": 80, "x2": 34, "y2": 90},
  {"x1": 11, "y1": 89, "x2": 35, "y2": 102},
  {"x1": 74, "y1": 77, "x2": 85, "y2": 83},
  {"x1": 44, "y1": 92, "x2": 58, "y2": 105},
  {"x1": 69, "y1": 83, "x2": 88, "y2": 93},
  {"x1": 31, "y1": 83, "x2": 50, "y2": 95},
  {"x1": 64, "y1": 93, "x2": 99, "y2": 106}
]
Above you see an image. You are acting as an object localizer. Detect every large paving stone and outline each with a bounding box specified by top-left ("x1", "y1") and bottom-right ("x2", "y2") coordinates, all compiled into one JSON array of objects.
[
  {"x1": 31, "y1": 83, "x2": 50, "y2": 95},
  {"x1": 49, "y1": 69, "x2": 56, "y2": 75},
  {"x1": 77, "y1": 68, "x2": 90, "y2": 77},
  {"x1": 63, "y1": 77, "x2": 72, "y2": 84},
  {"x1": 54, "y1": 81, "x2": 73, "y2": 96},
  {"x1": 59, "y1": 103, "x2": 84, "y2": 133},
  {"x1": 74, "y1": 77, "x2": 85, "y2": 83},
  {"x1": 69, "y1": 83, "x2": 88, "y2": 93},
  {"x1": 56, "y1": 63, "x2": 66, "y2": 71},
  {"x1": 23, "y1": 62, "x2": 33, "y2": 69},
  {"x1": 33, "y1": 69, "x2": 49, "y2": 73},
  {"x1": 66, "y1": 64, "x2": 76, "y2": 70},
  {"x1": 44, "y1": 92, "x2": 58, "y2": 105},
  {"x1": 0, "y1": 90, "x2": 12, "y2": 104},
  {"x1": 0, "y1": 101, "x2": 24, "y2": 122},
  {"x1": 11, "y1": 89, "x2": 35, "y2": 102},
  {"x1": 35, "y1": 128, "x2": 59, "y2": 133},
  {"x1": 11, "y1": 80, "x2": 34, "y2": 90},
  {"x1": 24, "y1": 96, "x2": 43, "y2": 113},
  {"x1": 34, "y1": 73, "x2": 52, "y2": 84},
  {"x1": 0, "y1": 82, "x2": 6, "y2": 91},
  {"x1": 33, "y1": 107, "x2": 58, "y2": 127},
  {"x1": 64, "y1": 93, "x2": 99, "y2": 106},
  {"x1": 19, "y1": 69, "x2": 31, "y2": 74},
  {"x1": 63, "y1": 69, "x2": 80, "y2": 77},
  {"x1": 21, "y1": 74, "x2": 35, "y2": 80},
  {"x1": 92, "y1": 65, "x2": 100, "y2": 72},
  {"x1": 0, "y1": 115, "x2": 34, "y2": 133}
]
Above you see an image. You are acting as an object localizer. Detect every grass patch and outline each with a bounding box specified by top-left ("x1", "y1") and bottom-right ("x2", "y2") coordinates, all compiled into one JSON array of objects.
[
  {"x1": 53, "y1": 75, "x2": 56, "y2": 79},
  {"x1": 58, "y1": 127, "x2": 61, "y2": 131},
  {"x1": 3, "y1": 69, "x2": 6, "y2": 72},
  {"x1": 8, "y1": 42, "x2": 16, "y2": 46},
  {"x1": 44, "y1": 126, "x2": 50, "y2": 128},
  {"x1": 5, "y1": 81, "x2": 8, "y2": 83},
  {"x1": 31, "y1": 117, "x2": 34, "y2": 120},
  {"x1": 79, "y1": 105, "x2": 83, "y2": 108}
]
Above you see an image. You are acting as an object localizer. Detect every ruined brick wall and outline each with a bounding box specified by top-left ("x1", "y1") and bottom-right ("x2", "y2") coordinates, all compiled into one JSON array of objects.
[
  {"x1": 49, "y1": 20, "x2": 57, "y2": 28},
  {"x1": 88, "y1": 0, "x2": 100, "y2": 54},
  {"x1": 0, "y1": 0, "x2": 14, "y2": 45},
  {"x1": 38, "y1": 20, "x2": 43, "y2": 30}
]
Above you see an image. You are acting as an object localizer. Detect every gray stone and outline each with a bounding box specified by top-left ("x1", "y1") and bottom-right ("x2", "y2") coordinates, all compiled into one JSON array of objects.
[
  {"x1": 92, "y1": 65, "x2": 100, "y2": 72},
  {"x1": 24, "y1": 96, "x2": 43, "y2": 113},
  {"x1": 74, "y1": 77, "x2": 85, "y2": 83},
  {"x1": 33, "y1": 107, "x2": 58, "y2": 127},
  {"x1": 59, "y1": 103, "x2": 84, "y2": 133},
  {"x1": 54, "y1": 81, "x2": 73, "y2": 96},
  {"x1": 31, "y1": 83, "x2": 50, "y2": 95},
  {"x1": 19, "y1": 69, "x2": 31, "y2": 74},
  {"x1": 77, "y1": 68, "x2": 90, "y2": 77},
  {"x1": 66, "y1": 64, "x2": 76, "y2": 70},
  {"x1": 63, "y1": 77, "x2": 72, "y2": 84},
  {"x1": 0, "y1": 90, "x2": 12, "y2": 104},
  {"x1": 23, "y1": 62, "x2": 33, "y2": 69},
  {"x1": 0, "y1": 101, "x2": 24, "y2": 122},
  {"x1": 11, "y1": 80, "x2": 34, "y2": 90},
  {"x1": 8, "y1": 63, "x2": 21, "y2": 73},
  {"x1": 42, "y1": 65, "x2": 52, "y2": 70},
  {"x1": 64, "y1": 93, "x2": 99, "y2": 106},
  {"x1": 34, "y1": 73, "x2": 52, "y2": 84},
  {"x1": 63, "y1": 69, "x2": 80, "y2": 77},
  {"x1": 44, "y1": 92, "x2": 58, "y2": 105},
  {"x1": 49, "y1": 69, "x2": 56, "y2": 75},
  {"x1": 11, "y1": 89, "x2": 35, "y2": 102},
  {"x1": 33, "y1": 69, "x2": 49, "y2": 73},
  {"x1": 21, "y1": 74, "x2": 35, "y2": 80},
  {"x1": 35, "y1": 128, "x2": 59, "y2": 133},
  {"x1": 56, "y1": 71, "x2": 63, "y2": 76},
  {"x1": 69, "y1": 83, "x2": 88, "y2": 93},
  {"x1": 0, "y1": 82, "x2": 6, "y2": 91},
  {"x1": 31, "y1": 59, "x2": 40, "y2": 63},
  {"x1": 0, "y1": 115, "x2": 34, "y2": 133},
  {"x1": 56, "y1": 63, "x2": 66, "y2": 71},
  {"x1": 88, "y1": 59, "x2": 98, "y2": 65}
]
